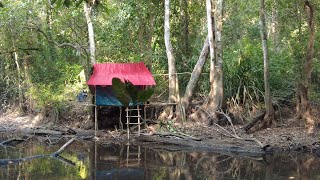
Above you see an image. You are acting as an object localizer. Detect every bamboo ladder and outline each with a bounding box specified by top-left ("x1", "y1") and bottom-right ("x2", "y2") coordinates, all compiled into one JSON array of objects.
[
  {"x1": 126, "y1": 145, "x2": 141, "y2": 167},
  {"x1": 125, "y1": 105, "x2": 142, "y2": 140}
]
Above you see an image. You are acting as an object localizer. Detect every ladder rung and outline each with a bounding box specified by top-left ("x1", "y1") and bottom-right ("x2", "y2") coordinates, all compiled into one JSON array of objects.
[
  {"x1": 125, "y1": 109, "x2": 141, "y2": 111},
  {"x1": 127, "y1": 116, "x2": 141, "y2": 118},
  {"x1": 126, "y1": 123, "x2": 141, "y2": 125}
]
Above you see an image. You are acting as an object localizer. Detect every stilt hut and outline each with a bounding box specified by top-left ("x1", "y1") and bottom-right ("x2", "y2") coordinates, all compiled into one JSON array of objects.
[{"x1": 87, "y1": 62, "x2": 156, "y2": 138}]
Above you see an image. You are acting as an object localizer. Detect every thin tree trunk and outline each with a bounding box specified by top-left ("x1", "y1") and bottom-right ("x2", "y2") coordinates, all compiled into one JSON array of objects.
[
  {"x1": 9, "y1": 15, "x2": 23, "y2": 111},
  {"x1": 84, "y1": 1, "x2": 96, "y2": 121},
  {"x1": 296, "y1": 0, "x2": 315, "y2": 134},
  {"x1": 244, "y1": 0, "x2": 275, "y2": 133},
  {"x1": 260, "y1": 0, "x2": 274, "y2": 124},
  {"x1": 84, "y1": 2, "x2": 96, "y2": 66},
  {"x1": 182, "y1": 37, "x2": 209, "y2": 110},
  {"x1": 164, "y1": 0, "x2": 183, "y2": 120},
  {"x1": 180, "y1": 0, "x2": 189, "y2": 58},
  {"x1": 270, "y1": 0, "x2": 279, "y2": 52},
  {"x1": 146, "y1": 6, "x2": 155, "y2": 69},
  {"x1": 13, "y1": 51, "x2": 23, "y2": 111},
  {"x1": 46, "y1": 0, "x2": 57, "y2": 61}
]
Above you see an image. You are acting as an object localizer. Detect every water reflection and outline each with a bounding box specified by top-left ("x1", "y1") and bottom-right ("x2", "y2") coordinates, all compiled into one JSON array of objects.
[{"x1": 0, "y1": 138, "x2": 319, "y2": 180}]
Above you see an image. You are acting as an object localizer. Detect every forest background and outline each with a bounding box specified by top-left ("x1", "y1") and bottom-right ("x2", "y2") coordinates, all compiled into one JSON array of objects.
[{"x1": 0, "y1": 0, "x2": 319, "y2": 132}]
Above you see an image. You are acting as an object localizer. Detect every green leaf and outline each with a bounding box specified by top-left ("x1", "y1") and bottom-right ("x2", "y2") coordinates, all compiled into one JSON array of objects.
[
  {"x1": 0, "y1": 2, "x2": 4, "y2": 8},
  {"x1": 51, "y1": 0, "x2": 57, "y2": 5},
  {"x1": 125, "y1": 80, "x2": 138, "y2": 103},
  {"x1": 56, "y1": 0, "x2": 63, "y2": 8},
  {"x1": 112, "y1": 78, "x2": 130, "y2": 106},
  {"x1": 64, "y1": 0, "x2": 71, "y2": 8},
  {"x1": 137, "y1": 88, "x2": 154, "y2": 103},
  {"x1": 75, "y1": 0, "x2": 84, "y2": 7}
]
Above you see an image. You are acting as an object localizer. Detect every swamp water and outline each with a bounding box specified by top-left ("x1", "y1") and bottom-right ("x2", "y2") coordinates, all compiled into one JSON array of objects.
[{"x1": 0, "y1": 139, "x2": 319, "y2": 180}]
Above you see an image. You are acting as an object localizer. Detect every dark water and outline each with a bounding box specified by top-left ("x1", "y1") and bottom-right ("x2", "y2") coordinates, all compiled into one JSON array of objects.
[{"x1": 0, "y1": 138, "x2": 320, "y2": 180}]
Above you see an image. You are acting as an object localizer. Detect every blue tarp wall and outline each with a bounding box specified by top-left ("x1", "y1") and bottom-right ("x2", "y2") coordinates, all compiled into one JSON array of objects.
[{"x1": 95, "y1": 86, "x2": 143, "y2": 106}]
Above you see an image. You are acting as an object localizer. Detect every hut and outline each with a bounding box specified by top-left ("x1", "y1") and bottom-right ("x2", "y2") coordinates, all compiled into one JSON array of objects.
[{"x1": 87, "y1": 62, "x2": 156, "y2": 137}]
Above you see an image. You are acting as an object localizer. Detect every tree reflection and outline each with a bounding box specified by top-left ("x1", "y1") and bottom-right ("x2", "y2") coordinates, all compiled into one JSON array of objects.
[
  {"x1": 94, "y1": 143, "x2": 320, "y2": 180},
  {"x1": 0, "y1": 139, "x2": 320, "y2": 180}
]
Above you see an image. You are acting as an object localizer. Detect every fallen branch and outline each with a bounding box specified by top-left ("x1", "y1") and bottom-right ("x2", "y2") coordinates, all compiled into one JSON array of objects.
[
  {"x1": 0, "y1": 136, "x2": 78, "y2": 166},
  {"x1": 197, "y1": 106, "x2": 266, "y2": 149},
  {"x1": 0, "y1": 138, "x2": 26, "y2": 147},
  {"x1": 0, "y1": 155, "x2": 45, "y2": 167},
  {"x1": 51, "y1": 136, "x2": 77, "y2": 157}
]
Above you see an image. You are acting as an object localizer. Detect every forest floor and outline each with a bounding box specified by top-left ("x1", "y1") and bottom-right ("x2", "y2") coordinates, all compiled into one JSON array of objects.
[{"x1": 0, "y1": 104, "x2": 320, "y2": 157}]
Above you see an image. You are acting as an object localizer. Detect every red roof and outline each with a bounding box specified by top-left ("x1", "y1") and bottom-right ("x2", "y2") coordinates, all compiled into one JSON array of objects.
[{"x1": 87, "y1": 62, "x2": 156, "y2": 86}]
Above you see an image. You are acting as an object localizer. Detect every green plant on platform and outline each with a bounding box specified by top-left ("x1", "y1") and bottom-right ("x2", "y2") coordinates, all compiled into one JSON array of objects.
[{"x1": 111, "y1": 77, "x2": 154, "y2": 106}]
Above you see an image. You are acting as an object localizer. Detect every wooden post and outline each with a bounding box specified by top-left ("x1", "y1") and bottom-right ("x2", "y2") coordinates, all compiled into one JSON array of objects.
[
  {"x1": 137, "y1": 105, "x2": 141, "y2": 136},
  {"x1": 119, "y1": 107, "x2": 123, "y2": 130},
  {"x1": 143, "y1": 103, "x2": 147, "y2": 128},
  {"x1": 94, "y1": 86, "x2": 98, "y2": 138},
  {"x1": 126, "y1": 107, "x2": 129, "y2": 140}
]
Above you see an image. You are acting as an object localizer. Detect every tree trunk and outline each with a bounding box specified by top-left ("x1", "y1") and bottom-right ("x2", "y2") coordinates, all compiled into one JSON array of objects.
[
  {"x1": 180, "y1": 0, "x2": 189, "y2": 58},
  {"x1": 270, "y1": 0, "x2": 279, "y2": 52},
  {"x1": 84, "y1": 1, "x2": 96, "y2": 66},
  {"x1": 46, "y1": 0, "x2": 57, "y2": 61},
  {"x1": 182, "y1": 37, "x2": 209, "y2": 110},
  {"x1": 163, "y1": 0, "x2": 183, "y2": 120},
  {"x1": 260, "y1": 0, "x2": 274, "y2": 124},
  {"x1": 244, "y1": 0, "x2": 275, "y2": 133},
  {"x1": 84, "y1": 1, "x2": 97, "y2": 121},
  {"x1": 206, "y1": 0, "x2": 215, "y2": 84},
  {"x1": 296, "y1": 0, "x2": 315, "y2": 134},
  {"x1": 191, "y1": 0, "x2": 224, "y2": 124},
  {"x1": 146, "y1": 10, "x2": 155, "y2": 69},
  {"x1": 13, "y1": 51, "x2": 23, "y2": 111}
]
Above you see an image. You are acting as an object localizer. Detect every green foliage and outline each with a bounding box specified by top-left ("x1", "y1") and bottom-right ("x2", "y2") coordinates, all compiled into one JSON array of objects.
[
  {"x1": 0, "y1": 0, "x2": 320, "y2": 116},
  {"x1": 224, "y1": 38, "x2": 264, "y2": 102},
  {"x1": 112, "y1": 78, "x2": 154, "y2": 106},
  {"x1": 111, "y1": 78, "x2": 131, "y2": 106}
]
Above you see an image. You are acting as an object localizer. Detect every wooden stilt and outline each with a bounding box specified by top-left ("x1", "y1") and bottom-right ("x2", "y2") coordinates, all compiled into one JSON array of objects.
[
  {"x1": 137, "y1": 105, "x2": 141, "y2": 136},
  {"x1": 126, "y1": 107, "x2": 129, "y2": 140},
  {"x1": 119, "y1": 107, "x2": 123, "y2": 130},
  {"x1": 94, "y1": 86, "x2": 98, "y2": 138},
  {"x1": 144, "y1": 103, "x2": 147, "y2": 128}
]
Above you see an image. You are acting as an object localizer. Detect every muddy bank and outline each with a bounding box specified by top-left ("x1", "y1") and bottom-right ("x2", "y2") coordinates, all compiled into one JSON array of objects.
[{"x1": 0, "y1": 111, "x2": 319, "y2": 157}]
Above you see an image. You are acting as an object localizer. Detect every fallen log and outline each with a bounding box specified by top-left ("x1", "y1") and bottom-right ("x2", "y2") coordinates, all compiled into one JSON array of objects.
[
  {"x1": 21, "y1": 128, "x2": 63, "y2": 136},
  {"x1": 136, "y1": 135, "x2": 267, "y2": 157},
  {"x1": 148, "y1": 132, "x2": 203, "y2": 141}
]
